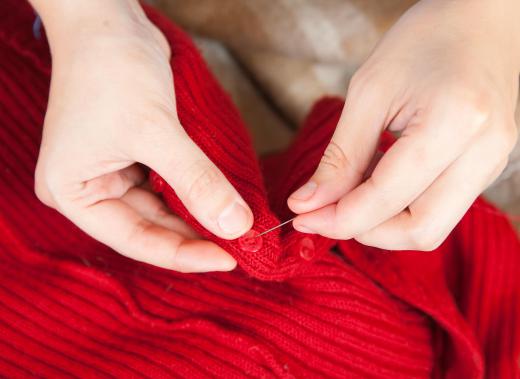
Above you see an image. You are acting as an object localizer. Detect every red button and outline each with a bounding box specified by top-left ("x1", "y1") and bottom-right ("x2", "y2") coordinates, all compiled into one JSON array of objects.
[
  {"x1": 238, "y1": 229, "x2": 263, "y2": 252},
  {"x1": 299, "y1": 237, "x2": 315, "y2": 261},
  {"x1": 150, "y1": 173, "x2": 166, "y2": 192}
]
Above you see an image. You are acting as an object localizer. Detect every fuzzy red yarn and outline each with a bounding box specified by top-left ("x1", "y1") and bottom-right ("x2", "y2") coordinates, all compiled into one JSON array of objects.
[{"x1": 0, "y1": 2, "x2": 519, "y2": 378}]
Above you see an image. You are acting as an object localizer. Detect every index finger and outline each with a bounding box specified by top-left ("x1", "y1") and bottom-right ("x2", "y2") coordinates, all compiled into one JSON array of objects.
[
  {"x1": 61, "y1": 197, "x2": 237, "y2": 272},
  {"x1": 293, "y1": 107, "x2": 480, "y2": 239}
]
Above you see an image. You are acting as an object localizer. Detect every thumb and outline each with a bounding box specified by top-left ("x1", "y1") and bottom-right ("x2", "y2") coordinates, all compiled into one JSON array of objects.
[
  {"x1": 133, "y1": 116, "x2": 253, "y2": 239},
  {"x1": 288, "y1": 82, "x2": 390, "y2": 214}
]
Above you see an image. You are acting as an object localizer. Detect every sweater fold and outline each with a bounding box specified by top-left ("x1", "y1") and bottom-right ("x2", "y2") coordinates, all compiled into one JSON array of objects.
[{"x1": 0, "y1": 1, "x2": 518, "y2": 377}]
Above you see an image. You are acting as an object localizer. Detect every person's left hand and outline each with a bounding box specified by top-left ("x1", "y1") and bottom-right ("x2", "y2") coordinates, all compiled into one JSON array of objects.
[{"x1": 288, "y1": 0, "x2": 519, "y2": 250}]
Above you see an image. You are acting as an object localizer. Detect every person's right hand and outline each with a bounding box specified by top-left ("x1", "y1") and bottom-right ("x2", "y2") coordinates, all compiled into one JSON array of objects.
[{"x1": 32, "y1": 0, "x2": 253, "y2": 272}]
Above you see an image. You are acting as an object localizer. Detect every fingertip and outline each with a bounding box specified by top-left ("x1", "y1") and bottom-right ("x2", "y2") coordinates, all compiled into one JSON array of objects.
[
  {"x1": 216, "y1": 200, "x2": 254, "y2": 240},
  {"x1": 175, "y1": 240, "x2": 237, "y2": 273},
  {"x1": 288, "y1": 181, "x2": 316, "y2": 211},
  {"x1": 210, "y1": 246, "x2": 238, "y2": 271},
  {"x1": 292, "y1": 205, "x2": 340, "y2": 238},
  {"x1": 293, "y1": 212, "x2": 320, "y2": 234},
  {"x1": 292, "y1": 221, "x2": 316, "y2": 234},
  {"x1": 287, "y1": 198, "x2": 304, "y2": 214},
  {"x1": 287, "y1": 196, "x2": 317, "y2": 215},
  {"x1": 290, "y1": 181, "x2": 317, "y2": 201},
  {"x1": 288, "y1": 197, "x2": 324, "y2": 217},
  {"x1": 288, "y1": 181, "x2": 344, "y2": 214}
]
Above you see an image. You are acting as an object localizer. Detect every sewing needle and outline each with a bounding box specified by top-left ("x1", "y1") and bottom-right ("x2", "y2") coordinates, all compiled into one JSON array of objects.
[{"x1": 256, "y1": 217, "x2": 296, "y2": 237}]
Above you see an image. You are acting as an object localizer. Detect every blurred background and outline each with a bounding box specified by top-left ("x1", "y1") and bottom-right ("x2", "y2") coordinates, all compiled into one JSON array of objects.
[{"x1": 147, "y1": 0, "x2": 520, "y2": 230}]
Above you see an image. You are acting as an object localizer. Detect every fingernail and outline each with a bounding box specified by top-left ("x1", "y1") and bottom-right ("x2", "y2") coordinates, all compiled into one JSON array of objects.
[
  {"x1": 294, "y1": 223, "x2": 315, "y2": 234},
  {"x1": 218, "y1": 201, "x2": 251, "y2": 236},
  {"x1": 290, "y1": 181, "x2": 317, "y2": 201}
]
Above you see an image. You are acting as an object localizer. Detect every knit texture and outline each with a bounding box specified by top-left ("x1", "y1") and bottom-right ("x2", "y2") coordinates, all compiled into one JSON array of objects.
[{"x1": 0, "y1": 2, "x2": 519, "y2": 378}]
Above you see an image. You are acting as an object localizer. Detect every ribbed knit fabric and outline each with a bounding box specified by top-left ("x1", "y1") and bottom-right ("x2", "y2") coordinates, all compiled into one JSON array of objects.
[{"x1": 0, "y1": 2, "x2": 519, "y2": 378}]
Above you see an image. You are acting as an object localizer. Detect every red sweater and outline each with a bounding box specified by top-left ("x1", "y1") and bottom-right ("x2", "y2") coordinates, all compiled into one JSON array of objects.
[{"x1": 0, "y1": 2, "x2": 518, "y2": 378}]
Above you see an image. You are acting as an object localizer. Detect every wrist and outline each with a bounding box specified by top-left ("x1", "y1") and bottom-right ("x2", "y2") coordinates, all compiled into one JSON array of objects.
[
  {"x1": 29, "y1": 0, "x2": 147, "y2": 51},
  {"x1": 461, "y1": 0, "x2": 520, "y2": 73},
  {"x1": 485, "y1": 0, "x2": 520, "y2": 74}
]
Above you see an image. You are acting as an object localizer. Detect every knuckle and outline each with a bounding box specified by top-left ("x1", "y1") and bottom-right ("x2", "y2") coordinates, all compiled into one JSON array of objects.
[
  {"x1": 163, "y1": 241, "x2": 188, "y2": 272},
  {"x1": 127, "y1": 218, "x2": 156, "y2": 248},
  {"x1": 408, "y1": 144, "x2": 432, "y2": 166},
  {"x1": 461, "y1": 92, "x2": 490, "y2": 117},
  {"x1": 444, "y1": 88, "x2": 491, "y2": 133},
  {"x1": 349, "y1": 68, "x2": 371, "y2": 92},
  {"x1": 364, "y1": 175, "x2": 393, "y2": 202},
  {"x1": 318, "y1": 141, "x2": 355, "y2": 175},
  {"x1": 489, "y1": 158, "x2": 509, "y2": 185},
  {"x1": 488, "y1": 120, "x2": 518, "y2": 155},
  {"x1": 416, "y1": 240, "x2": 441, "y2": 252},
  {"x1": 353, "y1": 233, "x2": 373, "y2": 247},
  {"x1": 122, "y1": 24, "x2": 171, "y2": 66},
  {"x1": 185, "y1": 162, "x2": 225, "y2": 205},
  {"x1": 347, "y1": 72, "x2": 365, "y2": 96},
  {"x1": 508, "y1": 121, "x2": 519, "y2": 143},
  {"x1": 499, "y1": 122, "x2": 518, "y2": 153},
  {"x1": 130, "y1": 105, "x2": 181, "y2": 159},
  {"x1": 153, "y1": 205, "x2": 172, "y2": 221},
  {"x1": 408, "y1": 222, "x2": 443, "y2": 251},
  {"x1": 150, "y1": 24, "x2": 171, "y2": 59},
  {"x1": 152, "y1": 103, "x2": 178, "y2": 126},
  {"x1": 111, "y1": 172, "x2": 133, "y2": 197},
  {"x1": 327, "y1": 227, "x2": 349, "y2": 241},
  {"x1": 34, "y1": 166, "x2": 57, "y2": 207},
  {"x1": 132, "y1": 217, "x2": 153, "y2": 237},
  {"x1": 138, "y1": 104, "x2": 179, "y2": 141},
  {"x1": 34, "y1": 180, "x2": 53, "y2": 207},
  {"x1": 85, "y1": 174, "x2": 129, "y2": 201},
  {"x1": 347, "y1": 73, "x2": 380, "y2": 105}
]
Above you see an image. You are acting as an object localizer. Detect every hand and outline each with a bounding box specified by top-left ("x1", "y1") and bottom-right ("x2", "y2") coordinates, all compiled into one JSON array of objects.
[
  {"x1": 288, "y1": 0, "x2": 519, "y2": 250},
  {"x1": 33, "y1": 0, "x2": 252, "y2": 271}
]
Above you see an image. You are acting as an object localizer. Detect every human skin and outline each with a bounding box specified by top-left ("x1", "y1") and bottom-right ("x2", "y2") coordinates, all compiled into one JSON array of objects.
[
  {"x1": 30, "y1": 0, "x2": 253, "y2": 272},
  {"x1": 30, "y1": 0, "x2": 519, "y2": 273},
  {"x1": 289, "y1": 0, "x2": 520, "y2": 250}
]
